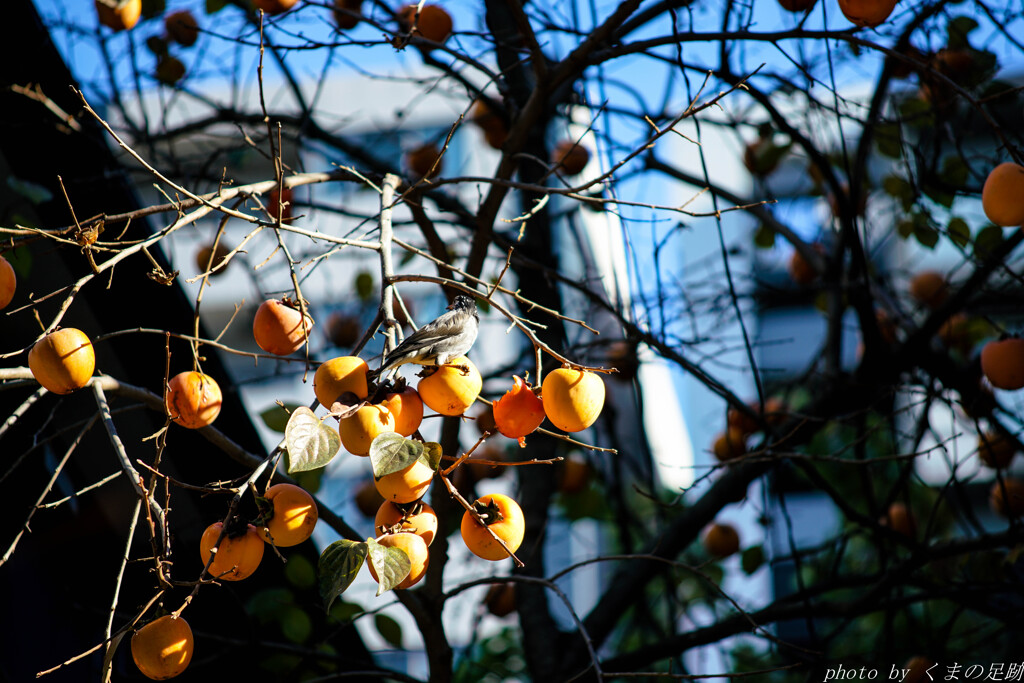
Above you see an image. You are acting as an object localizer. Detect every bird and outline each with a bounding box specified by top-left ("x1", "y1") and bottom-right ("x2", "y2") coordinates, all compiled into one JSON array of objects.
[{"x1": 370, "y1": 294, "x2": 479, "y2": 379}]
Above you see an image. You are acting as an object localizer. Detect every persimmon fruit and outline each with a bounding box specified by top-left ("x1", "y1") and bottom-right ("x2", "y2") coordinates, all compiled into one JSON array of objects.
[
  {"x1": 777, "y1": 0, "x2": 816, "y2": 11},
  {"x1": 882, "y1": 502, "x2": 915, "y2": 538},
  {"x1": 977, "y1": 432, "x2": 1016, "y2": 469},
  {"x1": 417, "y1": 356, "x2": 482, "y2": 416},
  {"x1": 398, "y1": 4, "x2": 452, "y2": 44},
  {"x1": 333, "y1": 0, "x2": 363, "y2": 29},
  {"x1": 493, "y1": 376, "x2": 546, "y2": 444},
  {"x1": 541, "y1": 367, "x2": 605, "y2": 433},
  {"x1": 165, "y1": 10, "x2": 199, "y2": 47},
  {"x1": 165, "y1": 371, "x2": 222, "y2": 429},
  {"x1": 367, "y1": 532, "x2": 429, "y2": 589},
  {"x1": 406, "y1": 143, "x2": 442, "y2": 179},
  {"x1": 267, "y1": 187, "x2": 293, "y2": 221},
  {"x1": 374, "y1": 500, "x2": 438, "y2": 546},
  {"x1": 313, "y1": 356, "x2": 369, "y2": 408},
  {"x1": 257, "y1": 483, "x2": 318, "y2": 547},
  {"x1": 253, "y1": 298, "x2": 314, "y2": 356},
  {"x1": 982, "y1": 163, "x2": 1024, "y2": 227},
  {"x1": 0, "y1": 255, "x2": 15, "y2": 310},
  {"x1": 254, "y1": 0, "x2": 300, "y2": 15},
  {"x1": 702, "y1": 522, "x2": 740, "y2": 558},
  {"x1": 375, "y1": 457, "x2": 434, "y2": 504},
  {"x1": 381, "y1": 387, "x2": 424, "y2": 436},
  {"x1": 908, "y1": 270, "x2": 948, "y2": 309},
  {"x1": 338, "y1": 404, "x2": 396, "y2": 456},
  {"x1": 836, "y1": 0, "x2": 897, "y2": 27},
  {"x1": 788, "y1": 246, "x2": 820, "y2": 286},
  {"x1": 355, "y1": 479, "x2": 385, "y2": 517},
  {"x1": 990, "y1": 478, "x2": 1024, "y2": 517},
  {"x1": 200, "y1": 522, "x2": 264, "y2": 581},
  {"x1": 96, "y1": 0, "x2": 141, "y2": 31},
  {"x1": 131, "y1": 615, "x2": 193, "y2": 680},
  {"x1": 326, "y1": 312, "x2": 361, "y2": 348},
  {"x1": 155, "y1": 56, "x2": 186, "y2": 86},
  {"x1": 980, "y1": 338, "x2": 1024, "y2": 390},
  {"x1": 471, "y1": 99, "x2": 507, "y2": 149},
  {"x1": 551, "y1": 140, "x2": 589, "y2": 176},
  {"x1": 195, "y1": 242, "x2": 230, "y2": 277},
  {"x1": 28, "y1": 328, "x2": 95, "y2": 395},
  {"x1": 461, "y1": 493, "x2": 525, "y2": 561},
  {"x1": 485, "y1": 583, "x2": 516, "y2": 617},
  {"x1": 712, "y1": 428, "x2": 747, "y2": 462}
]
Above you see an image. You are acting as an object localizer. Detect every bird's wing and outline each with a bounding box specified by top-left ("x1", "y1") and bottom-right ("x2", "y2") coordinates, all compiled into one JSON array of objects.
[{"x1": 380, "y1": 309, "x2": 461, "y2": 367}]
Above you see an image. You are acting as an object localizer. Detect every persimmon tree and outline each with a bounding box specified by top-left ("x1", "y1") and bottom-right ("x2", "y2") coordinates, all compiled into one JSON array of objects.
[{"x1": 2, "y1": 0, "x2": 1024, "y2": 681}]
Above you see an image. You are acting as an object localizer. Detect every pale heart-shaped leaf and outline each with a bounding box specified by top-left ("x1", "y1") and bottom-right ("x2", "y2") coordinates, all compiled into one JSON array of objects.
[
  {"x1": 285, "y1": 406, "x2": 341, "y2": 473},
  {"x1": 318, "y1": 540, "x2": 368, "y2": 612},
  {"x1": 366, "y1": 537, "x2": 411, "y2": 596},
  {"x1": 369, "y1": 432, "x2": 424, "y2": 479}
]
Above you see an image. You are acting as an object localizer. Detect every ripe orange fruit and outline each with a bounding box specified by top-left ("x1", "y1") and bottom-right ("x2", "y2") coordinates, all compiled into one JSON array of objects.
[
  {"x1": 982, "y1": 163, "x2": 1024, "y2": 227},
  {"x1": 461, "y1": 493, "x2": 525, "y2": 561},
  {"x1": 702, "y1": 522, "x2": 740, "y2": 558},
  {"x1": 194, "y1": 242, "x2": 230, "y2": 277},
  {"x1": 267, "y1": 187, "x2": 293, "y2": 221},
  {"x1": 257, "y1": 483, "x2": 318, "y2": 547},
  {"x1": 164, "y1": 10, "x2": 199, "y2": 47},
  {"x1": 551, "y1": 140, "x2": 589, "y2": 176},
  {"x1": 836, "y1": 0, "x2": 896, "y2": 27},
  {"x1": 333, "y1": 0, "x2": 363, "y2": 29},
  {"x1": 990, "y1": 478, "x2": 1024, "y2": 517},
  {"x1": 712, "y1": 428, "x2": 747, "y2": 462},
  {"x1": 398, "y1": 4, "x2": 453, "y2": 44},
  {"x1": 471, "y1": 99, "x2": 507, "y2": 149},
  {"x1": 417, "y1": 356, "x2": 482, "y2": 416},
  {"x1": 484, "y1": 583, "x2": 516, "y2": 617},
  {"x1": 28, "y1": 328, "x2": 96, "y2": 395},
  {"x1": 727, "y1": 403, "x2": 760, "y2": 436},
  {"x1": 338, "y1": 404, "x2": 396, "y2": 456},
  {"x1": 0, "y1": 255, "x2": 15, "y2": 309},
  {"x1": 155, "y1": 56, "x2": 186, "y2": 86},
  {"x1": 131, "y1": 615, "x2": 193, "y2": 680},
  {"x1": 977, "y1": 432, "x2": 1017, "y2": 469},
  {"x1": 788, "y1": 246, "x2": 821, "y2": 286},
  {"x1": 406, "y1": 143, "x2": 442, "y2": 180},
  {"x1": 165, "y1": 371, "x2": 222, "y2": 429},
  {"x1": 375, "y1": 457, "x2": 434, "y2": 504},
  {"x1": 558, "y1": 455, "x2": 592, "y2": 495},
  {"x1": 200, "y1": 522, "x2": 264, "y2": 581},
  {"x1": 980, "y1": 337, "x2": 1024, "y2": 390},
  {"x1": 374, "y1": 500, "x2": 438, "y2": 546},
  {"x1": 253, "y1": 0, "x2": 300, "y2": 15},
  {"x1": 382, "y1": 387, "x2": 424, "y2": 437},
  {"x1": 908, "y1": 270, "x2": 948, "y2": 309},
  {"x1": 95, "y1": 0, "x2": 141, "y2": 31},
  {"x1": 493, "y1": 376, "x2": 546, "y2": 445},
  {"x1": 313, "y1": 356, "x2": 369, "y2": 408},
  {"x1": 881, "y1": 501, "x2": 915, "y2": 538},
  {"x1": 253, "y1": 298, "x2": 314, "y2": 356},
  {"x1": 937, "y1": 312, "x2": 971, "y2": 351},
  {"x1": 541, "y1": 367, "x2": 605, "y2": 433},
  {"x1": 367, "y1": 532, "x2": 429, "y2": 589},
  {"x1": 777, "y1": 0, "x2": 816, "y2": 11},
  {"x1": 326, "y1": 312, "x2": 361, "y2": 348},
  {"x1": 474, "y1": 404, "x2": 497, "y2": 435}
]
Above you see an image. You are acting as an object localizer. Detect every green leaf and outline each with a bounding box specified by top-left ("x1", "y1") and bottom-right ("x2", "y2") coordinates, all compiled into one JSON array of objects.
[
  {"x1": 318, "y1": 540, "x2": 368, "y2": 611},
  {"x1": 140, "y1": 0, "x2": 166, "y2": 19},
  {"x1": 874, "y1": 123, "x2": 903, "y2": 159},
  {"x1": 753, "y1": 224, "x2": 776, "y2": 249},
  {"x1": 366, "y1": 537, "x2": 411, "y2": 596},
  {"x1": 370, "y1": 432, "x2": 424, "y2": 479},
  {"x1": 741, "y1": 545, "x2": 765, "y2": 575},
  {"x1": 422, "y1": 442, "x2": 443, "y2": 471},
  {"x1": 4, "y1": 246, "x2": 32, "y2": 279},
  {"x1": 260, "y1": 402, "x2": 304, "y2": 433},
  {"x1": 882, "y1": 175, "x2": 914, "y2": 211},
  {"x1": 375, "y1": 614, "x2": 404, "y2": 649},
  {"x1": 328, "y1": 600, "x2": 364, "y2": 624},
  {"x1": 355, "y1": 271, "x2": 375, "y2": 302},
  {"x1": 280, "y1": 606, "x2": 313, "y2": 644},
  {"x1": 913, "y1": 223, "x2": 940, "y2": 249},
  {"x1": 974, "y1": 224, "x2": 1003, "y2": 259},
  {"x1": 947, "y1": 217, "x2": 970, "y2": 249},
  {"x1": 941, "y1": 156, "x2": 969, "y2": 189},
  {"x1": 896, "y1": 219, "x2": 914, "y2": 239},
  {"x1": 946, "y1": 16, "x2": 978, "y2": 49},
  {"x1": 285, "y1": 407, "x2": 342, "y2": 473},
  {"x1": 206, "y1": 0, "x2": 231, "y2": 12},
  {"x1": 285, "y1": 554, "x2": 317, "y2": 590}
]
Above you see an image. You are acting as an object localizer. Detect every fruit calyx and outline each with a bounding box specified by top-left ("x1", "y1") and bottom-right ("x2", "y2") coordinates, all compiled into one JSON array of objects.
[{"x1": 471, "y1": 498, "x2": 505, "y2": 526}]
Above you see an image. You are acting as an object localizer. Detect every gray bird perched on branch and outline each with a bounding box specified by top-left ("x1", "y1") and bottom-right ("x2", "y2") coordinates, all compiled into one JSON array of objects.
[{"x1": 370, "y1": 294, "x2": 479, "y2": 379}]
